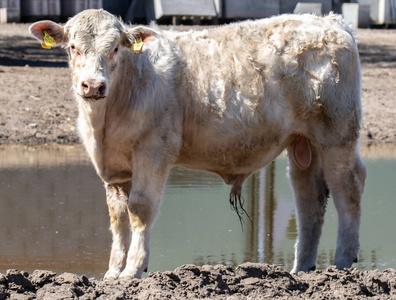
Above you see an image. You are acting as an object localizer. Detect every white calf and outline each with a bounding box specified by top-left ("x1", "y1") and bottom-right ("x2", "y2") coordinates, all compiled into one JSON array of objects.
[{"x1": 29, "y1": 9, "x2": 367, "y2": 279}]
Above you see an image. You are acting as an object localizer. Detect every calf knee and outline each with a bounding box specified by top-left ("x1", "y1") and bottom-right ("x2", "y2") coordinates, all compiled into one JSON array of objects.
[
  {"x1": 106, "y1": 183, "x2": 130, "y2": 228},
  {"x1": 128, "y1": 192, "x2": 158, "y2": 230},
  {"x1": 355, "y1": 157, "x2": 367, "y2": 194}
]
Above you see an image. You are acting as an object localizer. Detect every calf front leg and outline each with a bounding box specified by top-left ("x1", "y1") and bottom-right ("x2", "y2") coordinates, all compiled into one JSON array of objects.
[
  {"x1": 119, "y1": 193, "x2": 157, "y2": 279},
  {"x1": 104, "y1": 182, "x2": 131, "y2": 280},
  {"x1": 119, "y1": 152, "x2": 173, "y2": 279}
]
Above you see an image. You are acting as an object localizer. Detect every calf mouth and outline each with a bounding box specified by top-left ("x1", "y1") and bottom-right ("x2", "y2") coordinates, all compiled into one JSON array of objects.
[
  {"x1": 78, "y1": 94, "x2": 107, "y2": 101},
  {"x1": 86, "y1": 95, "x2": 107, "y2": 101}
]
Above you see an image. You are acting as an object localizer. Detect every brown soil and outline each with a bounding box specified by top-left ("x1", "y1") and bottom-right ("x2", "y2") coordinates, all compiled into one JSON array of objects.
[
  {"x1": 0, "y1": 23, "x2": 395, "y2": 299},
  {"x1": 2, "y1": 264, "x2": 396, "y2": 299}
]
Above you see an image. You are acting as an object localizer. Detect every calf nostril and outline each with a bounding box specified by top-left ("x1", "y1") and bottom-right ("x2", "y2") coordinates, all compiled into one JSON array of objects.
[
  {"x1": 98, "y1": 83, "x2": 106, "y2": 95},
  {"x1": 81, "y1": 81, "x2": 89, "y2": 93}
]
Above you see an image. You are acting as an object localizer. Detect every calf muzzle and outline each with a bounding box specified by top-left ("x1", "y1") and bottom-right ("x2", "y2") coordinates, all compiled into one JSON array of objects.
[{"x1": 81, "y1": 80, "x2": 107, "y2": 100}]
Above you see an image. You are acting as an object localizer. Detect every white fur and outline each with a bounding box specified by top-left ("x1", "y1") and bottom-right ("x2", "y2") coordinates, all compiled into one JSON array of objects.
[{"x1": 29, "y1": 10, "x2": 367, "y2": 278}]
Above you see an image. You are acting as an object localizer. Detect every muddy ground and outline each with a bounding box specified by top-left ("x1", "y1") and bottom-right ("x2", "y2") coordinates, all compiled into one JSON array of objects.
[
  {"x1": 0, "y1": 23, "x2": 396, "y2": 299},
  {"x1": 0, "y1": 264, "x2": 395, "y2": 299}
]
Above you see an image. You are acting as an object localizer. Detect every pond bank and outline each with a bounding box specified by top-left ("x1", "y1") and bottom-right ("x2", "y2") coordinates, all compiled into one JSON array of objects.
[{"x1": 2, "y1": 264, "x2": 396, "y2": 299}]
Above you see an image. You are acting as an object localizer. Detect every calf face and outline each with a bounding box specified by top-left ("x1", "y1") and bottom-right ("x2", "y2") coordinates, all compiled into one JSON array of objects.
[{"x1": 29, "y1": 9, "x2": 158, "y2": 102}]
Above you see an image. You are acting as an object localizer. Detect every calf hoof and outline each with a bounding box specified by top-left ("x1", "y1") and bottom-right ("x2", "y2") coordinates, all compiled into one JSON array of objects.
[
  {"x1": 290, "y1": 264, "x2": 316, "y2": 274},
  {"x1": 119, "y1": 275, "x2": 135, "y2": 282},
  {"x1": 334, "y1": 255, "x2": 357, "y2": 270},
  {"x1": 104, "y1": 269, "x2": 121, "y2": 281},
  {"x1": 309, "y1": 265, "x2": 316, "y2": 272},
  {"x1": 119, "y1": 269, "x2": 142, "y2": 280},
  {"x1": 103, "y1": 276, "x2": 117, "y2": 282}
]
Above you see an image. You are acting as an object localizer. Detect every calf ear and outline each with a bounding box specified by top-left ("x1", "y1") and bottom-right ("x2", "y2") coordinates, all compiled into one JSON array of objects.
[
  {"x1": 29, "y1": 21, "x2": 67, "y2": 46},
  {"x1": 122, "y1": 26, "x2": 159, "y2": 50}
]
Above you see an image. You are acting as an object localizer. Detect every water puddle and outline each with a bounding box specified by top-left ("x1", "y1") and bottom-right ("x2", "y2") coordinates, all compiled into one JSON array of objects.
[{"x1": 0, "y1": 144, "x2": 395, "y2": 278}]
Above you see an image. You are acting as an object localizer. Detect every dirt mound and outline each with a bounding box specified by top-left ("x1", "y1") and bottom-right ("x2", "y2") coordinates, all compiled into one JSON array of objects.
[{"x1": 1, "y1": 264, "x2": 395, "y2": 299}]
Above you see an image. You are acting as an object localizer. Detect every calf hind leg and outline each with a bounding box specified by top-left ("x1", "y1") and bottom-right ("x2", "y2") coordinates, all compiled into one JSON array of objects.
[
  {"x1": 288, "y1": 136, "x2": 329, "y2": 273},
  {"x1": 321, "y1": 143, "x2": 367, "y2": 269}
]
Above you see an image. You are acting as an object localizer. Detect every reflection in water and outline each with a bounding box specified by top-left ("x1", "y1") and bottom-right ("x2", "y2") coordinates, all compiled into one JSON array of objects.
[
  {"x1": 244, "y1": 163, "x2": 278, "y2": 266},
  {"x1": 0, "y1": 145, "x2": 395, "y2": 278},
  {"x1": 260, "y1": 163, "x2": 276, "y2": 265},
  {"x1": 0, "y1": 145, "x2": 109, "y2": 277},
  {"x1": 241, "y1": 162, "x2": 297, "y2": 270}
]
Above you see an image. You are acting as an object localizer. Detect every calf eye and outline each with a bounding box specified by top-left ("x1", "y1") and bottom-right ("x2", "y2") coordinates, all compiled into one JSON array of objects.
[
  {"x1": 114, "y1": 47, "x2": 118, "y2": 52},
  {"x1": 70, "y1": 44, "x2": 80, "y2": 56}
]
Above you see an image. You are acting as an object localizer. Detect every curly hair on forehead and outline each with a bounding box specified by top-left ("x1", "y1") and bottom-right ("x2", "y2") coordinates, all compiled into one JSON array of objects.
[{"x1": 65, "y1": 9, "x2": 124, "y2": 36}]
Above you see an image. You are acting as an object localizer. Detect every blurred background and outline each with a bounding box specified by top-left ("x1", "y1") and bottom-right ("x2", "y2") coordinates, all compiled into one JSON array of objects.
[{"x1": 0, "y1": 0, "x2": 395, "y2": 28}]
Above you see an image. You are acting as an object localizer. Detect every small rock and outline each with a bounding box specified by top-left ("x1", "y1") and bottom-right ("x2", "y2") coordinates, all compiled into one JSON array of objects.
[
  {"x1": 0, "y1": 286, "x2": 7, "y2": 300},
  {"x1": 236, "y1": 263, "x2": 268, "y2": 279},
  {"x1": 81, "y1": 275, "x2": 90, "y2": 286},
  {"x1": 175, "y1": 265, "x2": 201, "y2": 276},
  {"x1": 9, "y1": 293, "x2": 34, "y2": 300},
  {"x1": 164, "y1": 271, "x2": 180, "y2": 283},
  {"x1": 30, "y1": 270, "x2": 56, "y2": 286},
  {"x1": 241, "y1": 277, "x2": 261, "y2": 285},
  {"x1": 6, "y1": 270, "x2": 34, "y2": 291},
  {"x1": 27, "y1": 123, "x2": 38, "y2": 129},
  {"x1": 34, "y1": 132, "x2": 47, "y2": 139},
  {"x1": 201, "y1": 265, "x2": 212, "y2": 273},
  {"x1": 36, "y1": 283, "x2": 78, "y2": 300},
  {"x1": 55, "y1": 273, "x2": 82, "y2": 285}
]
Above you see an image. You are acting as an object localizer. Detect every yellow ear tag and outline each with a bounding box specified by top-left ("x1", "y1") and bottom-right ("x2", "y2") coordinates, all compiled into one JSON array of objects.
[
  {"x1": 131, "y1": 37, "x2": 143, "y2": 54},
  {"x1": 41, "y1": 31, "x2": 56, "y2": 49}
]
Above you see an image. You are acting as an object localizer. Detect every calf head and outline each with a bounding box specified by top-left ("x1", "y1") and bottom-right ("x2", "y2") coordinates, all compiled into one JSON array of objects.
[{"x1": 29, "y1": 9, "x2": 159, "y2": 102}]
